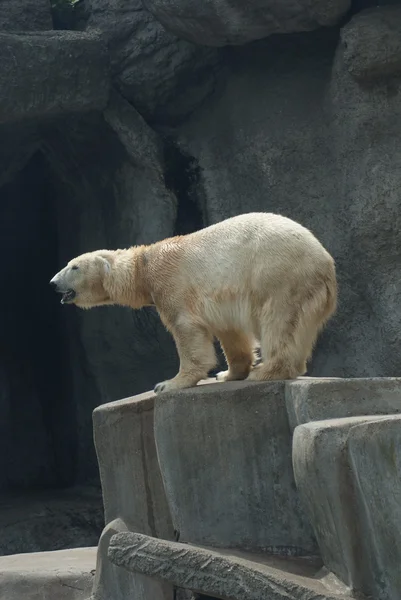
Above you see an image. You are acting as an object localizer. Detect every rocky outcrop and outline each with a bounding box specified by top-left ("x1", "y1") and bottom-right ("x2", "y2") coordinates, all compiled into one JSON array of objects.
[
  {"x1": 86, "y1": 0, "x2": 219, "y2": 123},
  {"x1": 92, "y1": 378, "x2": 401, "y2": 599},
  {"x1": 143, "y1": 0, "x2": 350, "y2": 46},
  {"x1": 0, "y1": 31, "x2": 109, "y2": 125},
  {"x1": 293, "y1": 414, "x2": 401, "y2": 599},
  {"x1": 340, "y1": 6, "x2": 401, "y2": 81}
]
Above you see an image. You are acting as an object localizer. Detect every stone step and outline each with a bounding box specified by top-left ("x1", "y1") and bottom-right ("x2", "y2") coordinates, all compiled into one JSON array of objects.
[
  {"x1": 0, "y1": 547, "x2": 96, "y2": 600},
  {"x1": 108, "y1": 532, "x2": 352, "y2": 600},
  {"x1": 293, "y1": 414, "x2": 401, "y2": 600}
]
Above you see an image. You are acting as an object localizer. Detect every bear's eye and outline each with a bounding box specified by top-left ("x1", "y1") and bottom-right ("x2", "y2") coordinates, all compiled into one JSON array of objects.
[{"x1": 71, "y1": 265, "x2": 79, "y2": 271}]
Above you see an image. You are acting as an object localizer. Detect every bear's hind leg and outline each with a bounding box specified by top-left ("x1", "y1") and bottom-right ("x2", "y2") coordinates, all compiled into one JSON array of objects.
[
  {"x1": 247, "y1": 294, "x2": 319, "y2": 382},
  {"x1": 154, "y1": 323, "x2": 216, "y2": 394},
  {"x1": 216, "y1": 330, "x2": 255, "y2": 382}
]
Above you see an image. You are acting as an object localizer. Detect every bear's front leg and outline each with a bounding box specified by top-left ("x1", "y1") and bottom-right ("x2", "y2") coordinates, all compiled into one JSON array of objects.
[{"x1": 154, "y1": 322, "x2": 216, "y2": 394}]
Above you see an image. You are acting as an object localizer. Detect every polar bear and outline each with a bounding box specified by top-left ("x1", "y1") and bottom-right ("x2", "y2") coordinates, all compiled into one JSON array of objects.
[{"x1": 50, "y1": 212, "x2": 337, "y2": 394}]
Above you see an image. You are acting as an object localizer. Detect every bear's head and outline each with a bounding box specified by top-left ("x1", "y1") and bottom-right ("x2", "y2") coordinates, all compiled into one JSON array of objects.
[{"x1": 49, "y1": 251, "x2": 113, "y2": 309}]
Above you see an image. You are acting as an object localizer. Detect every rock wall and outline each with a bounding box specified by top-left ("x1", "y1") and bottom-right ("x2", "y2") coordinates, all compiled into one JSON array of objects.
[{"x1": 1, "y1": 0, "x2": 401, "y2": 552}]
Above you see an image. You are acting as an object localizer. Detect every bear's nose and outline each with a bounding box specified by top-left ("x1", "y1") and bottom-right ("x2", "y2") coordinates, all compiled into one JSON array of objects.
[{"x1": 49, "y1": 279, "x2": 58, "y2": 289}]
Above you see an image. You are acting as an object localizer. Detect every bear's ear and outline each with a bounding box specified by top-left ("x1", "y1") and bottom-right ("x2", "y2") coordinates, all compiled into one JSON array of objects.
[{"x1": 96, "y1": 255, "x2": 111, "y2": 274}]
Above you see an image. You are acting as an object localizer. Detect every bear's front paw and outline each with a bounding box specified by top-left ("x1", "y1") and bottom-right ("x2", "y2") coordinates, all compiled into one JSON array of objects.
[
  {"x1": 154, "y1": 379, "x2": 185, "y2": 394},
  {"x1": 154, "y1": 380, "x2": 170, "y2": 394},
  {"x1": 154, "y1": 378, "x2": 197, "y2": 394}
]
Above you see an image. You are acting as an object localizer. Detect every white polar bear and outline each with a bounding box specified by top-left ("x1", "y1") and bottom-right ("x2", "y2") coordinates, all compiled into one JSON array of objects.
[{"x1": 50, "y1": 212, "x2": 337, "y2": 394}]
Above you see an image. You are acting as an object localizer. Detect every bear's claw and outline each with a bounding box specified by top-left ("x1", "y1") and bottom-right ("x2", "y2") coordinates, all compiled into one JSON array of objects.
[{"x1": 154, "y1": 381, "x2": 166, "y2": 394}]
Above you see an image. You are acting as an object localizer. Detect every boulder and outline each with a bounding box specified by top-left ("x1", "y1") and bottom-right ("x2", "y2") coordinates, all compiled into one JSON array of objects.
[
  {"x1": 341, "y1": 6, "x2": 401, "y2": 81},
  {"x1": 86, "y1": 0, "x2": 219, "y2": 123},
  {"x1": 0, "y1": 31, "x2": 109, "y2": 125},
  {"x1": 293, "y1": 415, "x2": 401, "y2": 598}
]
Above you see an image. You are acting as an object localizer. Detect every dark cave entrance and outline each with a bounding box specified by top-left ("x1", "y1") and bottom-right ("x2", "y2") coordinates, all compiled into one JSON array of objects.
[{"x1": 0, "y1": 151, "x2": 76, "y2": 493}]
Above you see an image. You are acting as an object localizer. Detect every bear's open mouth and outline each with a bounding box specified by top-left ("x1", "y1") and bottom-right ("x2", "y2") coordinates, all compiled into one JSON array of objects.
[{"x1": 61, "y1": 289, "x2": 76, "y2": 304}]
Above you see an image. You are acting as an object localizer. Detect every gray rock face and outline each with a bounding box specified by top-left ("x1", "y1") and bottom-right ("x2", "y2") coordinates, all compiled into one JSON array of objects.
[
  {"x1": 87, "y1": 0, "x2": 218, "y2": 123},
  {"x1": 143, "y1": 0, "x2": 350, "y2": 46},
  {"x1": 285, "y1": 377, "x2": 401, "y2": 431},
  {"x1": 91, "y1": 378, "x2": 401, "y2": 599},
  {"x1": 0, "y1": 0, "x2": 52, "y2": 32},
  {"x1": 0, "y1": 31, "x2": 109, "y2": 125},
  {"x1": 154, "y1": 380, "x2": 316, "y2": 554},
  {"x1": 173, "y1": 7, "x2": 401, "y2": 380},
  {"x1": 341, "y1": 6, "x2": 401, "y2": 81},
  {"x1": 92, "y1": 392, "x2": 175, "y2": 600},
  {"x1": 293, "y1": 414, "x2": 401, "y2": 599}
]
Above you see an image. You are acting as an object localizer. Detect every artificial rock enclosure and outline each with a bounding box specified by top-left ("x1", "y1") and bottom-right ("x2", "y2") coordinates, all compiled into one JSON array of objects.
[{"x1": 1, "y1": 0, "x2": 401, "y2": 597}]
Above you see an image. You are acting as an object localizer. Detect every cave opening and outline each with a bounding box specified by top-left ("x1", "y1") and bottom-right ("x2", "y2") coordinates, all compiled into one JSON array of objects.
[{"x1": 0, "y1": 150, "x2": 77, "y2": 495}]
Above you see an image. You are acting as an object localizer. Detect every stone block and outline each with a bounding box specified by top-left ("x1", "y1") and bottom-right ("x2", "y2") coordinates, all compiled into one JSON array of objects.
[
  {"x1": 341, "y1": 7, "x2": 401, "y2": 82},
  {"x1": 108, "y1": 532, "x2": 351, "y2": 600},
  {"x1": 0, "y1": 31, "x2": 109, "y2": 125},
  {"x1": 346, "y1": 417, "x2": 401, "y2": 599},
  {"x1": 293, "y1": 415, "x2": 401, "y2": 598},
  {"x1": 91, "y1": 391, "x2": 174, "y2": 600},
  {"x1": 0, "y1": 547, "x2": 96, "y2": 600},
  {"x1": 286, "y1": 377, "x2": 401, "y2": 431},
  {"x1": 154, "y1": 380, "x2": 317, "y2": 555}
]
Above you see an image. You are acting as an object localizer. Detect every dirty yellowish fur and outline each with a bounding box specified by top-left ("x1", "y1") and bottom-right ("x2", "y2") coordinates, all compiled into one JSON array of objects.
[{"x1": 50, "y1": 213, "x2": 337, "y2": 394}]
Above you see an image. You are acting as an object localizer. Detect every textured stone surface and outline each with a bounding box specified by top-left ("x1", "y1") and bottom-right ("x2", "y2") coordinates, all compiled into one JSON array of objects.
[
  {"x1": 87, "y1": 0, "x2": 218, "y2": 123},
  {"x1": 0, "y1": 0, "x2": 52, "y2": 32},
  {"x1": 0, "y1": 31, "x2": 109, "y2": 125},
  {"x1": 154, "y1": 380, "x2": 317, "y2": 554},
  {"x1": 0, "y1": 547, "x2": 96, "y2": 600},
  {"x1": 346, "y1": 417, "x2": 401, "y2": 599},
  {"x1": 109, "y1": 532, "x2": 351, "y2": 600},
  {"x1": 91, "y1": 518, "x2": 173, "y2": 600},
  {"x1": 341, "y1": 6, "x2": 401, "y2": 81},
  {"x1": 91, "y1": 392, "x2": 174, "y2": 600},
  {"x1": 285, "y1": 377, "x2": 401, "y2": 431},
  {"x1": 0, "y1": 486, "x2": 103, "y2": 556},
  {"x1": 143, "y1": 0, "x2": 350, "y2": 46},
  {"x1": 103, "y1": 90, "x2": 165, "y2": 173},
  {"x1": 173, "y1": 16, "x2": 401, "y2": 380},
  {"x1": 293, "y1": 415, "x2": 401, "y2": 597}
]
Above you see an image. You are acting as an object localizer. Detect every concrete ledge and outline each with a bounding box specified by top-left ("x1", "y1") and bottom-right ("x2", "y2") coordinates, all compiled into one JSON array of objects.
[
  {"x1": 293, "y1": 415, "x2": 401, "y2": 599},
  {"x1": 286, "y1": 377, "x2": 401, "y2": 431},
  {"x1": 108, "y1": 532, "x2": 351, "y2": 600},
  {"x1": 0, "y1": 547, "x2": 96, "y2": 600},
  {"x1": 154, "y1": 380, "x2": 316, "y2": 554}
]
